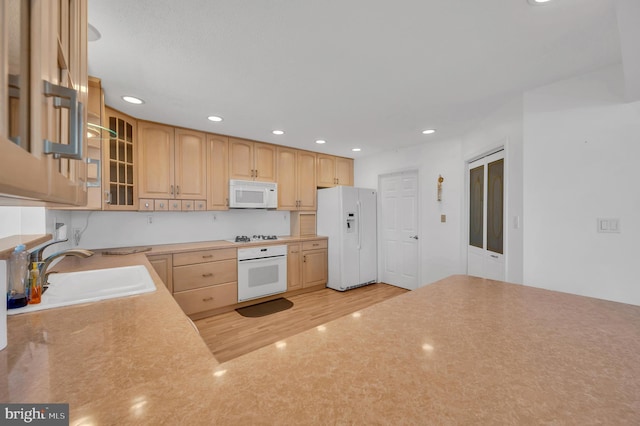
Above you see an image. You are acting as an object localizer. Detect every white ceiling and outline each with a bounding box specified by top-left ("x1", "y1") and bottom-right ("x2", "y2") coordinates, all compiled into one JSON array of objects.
[{"x1": 88, "y1": 0, "x2": 622, "y2": 158}]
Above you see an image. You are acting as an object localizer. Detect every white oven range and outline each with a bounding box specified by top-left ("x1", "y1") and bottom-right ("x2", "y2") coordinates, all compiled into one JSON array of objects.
[{"x1": 237, "y1": 244, "x2": 287, "y2": 302}]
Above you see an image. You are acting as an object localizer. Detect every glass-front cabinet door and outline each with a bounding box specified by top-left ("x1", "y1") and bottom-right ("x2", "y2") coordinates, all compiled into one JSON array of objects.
[{"x1": 0, "y1": 0, "x2": 88, "y2": 205}]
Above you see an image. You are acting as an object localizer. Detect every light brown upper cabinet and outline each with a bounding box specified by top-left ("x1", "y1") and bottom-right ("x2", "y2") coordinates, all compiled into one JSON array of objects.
[
  {"x1": 207, "y1": 134, "x2": 229, "y2": 210},
  {"x1": 103, "y1": 107, "x2": 137, "y2": 210},
  {"x1": 277, "y1": 147, "x2": 316, "y2": 211},
  {"x1": 138, "y1": 123, "x2": 207, "y2": 201},
  {"x1": 316, "y1": 155, "x2": 354, "y2": 188},
  {"x1": 0, "y1": 0, "x2": 89, "y2": 205},
  {"x1": 229, "y1": 138, "x2": 276, "y2": 182}
]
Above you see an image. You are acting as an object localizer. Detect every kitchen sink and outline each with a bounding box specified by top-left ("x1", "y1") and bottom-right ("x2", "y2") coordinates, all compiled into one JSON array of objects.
[{"x1": 7, "y1": 265, "x2": 157, "y2": 315}]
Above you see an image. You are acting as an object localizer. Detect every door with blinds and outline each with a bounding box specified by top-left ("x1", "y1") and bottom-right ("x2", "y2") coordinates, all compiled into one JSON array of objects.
[{"x1": 468, "y1": 150, "x2": 505, "y2": 281}]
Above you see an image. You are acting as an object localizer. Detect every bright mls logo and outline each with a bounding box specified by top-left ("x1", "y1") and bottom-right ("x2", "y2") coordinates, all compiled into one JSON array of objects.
[{"x1": 1, "y1": 404, "x2": 68, "y2": 425}]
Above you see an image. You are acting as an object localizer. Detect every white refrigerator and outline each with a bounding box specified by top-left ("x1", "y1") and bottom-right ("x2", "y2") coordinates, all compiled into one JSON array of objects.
[{"x1": 317, "y1": 186, "x2": 377, "y2": 291}]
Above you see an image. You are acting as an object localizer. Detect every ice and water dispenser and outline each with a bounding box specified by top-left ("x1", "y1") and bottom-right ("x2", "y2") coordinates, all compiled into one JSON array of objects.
[{"x1": 346, "y1": 212, "x2": 356, "y2": 233}]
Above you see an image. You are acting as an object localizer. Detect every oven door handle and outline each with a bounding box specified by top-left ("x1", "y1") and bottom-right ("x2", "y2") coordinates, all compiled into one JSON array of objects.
[{"x1": 238, "y1": 255, "x2": 286, "y2": 264}]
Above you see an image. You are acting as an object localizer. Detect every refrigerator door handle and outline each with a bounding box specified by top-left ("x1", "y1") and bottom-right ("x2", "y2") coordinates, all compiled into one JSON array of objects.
[{"x1": 357, "y1": 200, "x2": 362, "y2": 250}]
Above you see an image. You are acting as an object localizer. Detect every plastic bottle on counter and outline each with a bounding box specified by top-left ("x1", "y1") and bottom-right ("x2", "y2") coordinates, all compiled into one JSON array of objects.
[
  {"x1": 28, "y1": 262, "x2": 41, "y2": 304},
  {"x1": 7, "y1": 244, "x2": 29, "y2": 309}
]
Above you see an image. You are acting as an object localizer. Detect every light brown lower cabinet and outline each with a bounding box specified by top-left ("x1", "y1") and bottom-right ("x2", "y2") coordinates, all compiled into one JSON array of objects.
[
  {"x1": 171, "y1": 248, "x2": 238, "y2": 315},
  {"x1": 301, "y1": 240, "x2": 328, "y2": 288},
  {"x1": 287, "y1": 239, "x2": 328, "y2": 291},
  {"x1": 147, "y1": 254, "x2": 173, "y2": 292},
  {"x1": 287, "y1": 244, "x2": 302, "y2": 291}
]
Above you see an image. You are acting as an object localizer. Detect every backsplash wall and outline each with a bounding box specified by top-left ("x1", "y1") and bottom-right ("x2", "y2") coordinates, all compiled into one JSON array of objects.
[{"x1": 46, "y1": 209, "x2": 291, "y2": 249}]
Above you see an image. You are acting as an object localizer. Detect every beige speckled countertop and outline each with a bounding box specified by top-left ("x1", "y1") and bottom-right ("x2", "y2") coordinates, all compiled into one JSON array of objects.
[
  {"x1": 133, "y1": 235, "x2": 327, "y2": 256},
  {"x1": 2, "y1": 264, "x2": 640, "y2": 424}
]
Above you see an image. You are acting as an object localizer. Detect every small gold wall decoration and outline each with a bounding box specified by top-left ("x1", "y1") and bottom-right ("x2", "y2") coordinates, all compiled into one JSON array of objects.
[{"x1": 437, "y1": 175, "x2": 444, "y2": 201}]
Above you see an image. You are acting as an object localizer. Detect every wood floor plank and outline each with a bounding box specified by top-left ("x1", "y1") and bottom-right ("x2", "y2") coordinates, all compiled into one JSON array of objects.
[{"x1": 194, "y1": 283, "x2": 408, "y2": 363}]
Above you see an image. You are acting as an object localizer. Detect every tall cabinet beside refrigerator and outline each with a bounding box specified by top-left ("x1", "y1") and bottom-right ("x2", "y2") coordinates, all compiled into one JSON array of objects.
[{"x1": 317, "y1": 186, "x2": 377, "y2": 291}]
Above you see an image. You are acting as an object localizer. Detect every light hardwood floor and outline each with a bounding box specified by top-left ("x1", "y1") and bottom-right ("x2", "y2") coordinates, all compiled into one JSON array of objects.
[{"x1": 195, "y1": 283, "x2": 408, "y2": 363}]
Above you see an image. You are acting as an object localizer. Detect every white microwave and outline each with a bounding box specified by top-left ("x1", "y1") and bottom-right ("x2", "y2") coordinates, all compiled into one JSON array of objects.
[{"x1": 229, "y1": 179, "x2": 278, "y2": 209}]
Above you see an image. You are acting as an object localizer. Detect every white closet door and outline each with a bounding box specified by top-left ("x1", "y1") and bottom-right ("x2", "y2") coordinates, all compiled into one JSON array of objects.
[{"x1": 468, "y1": 150, "x2": 505, "y2": 281}]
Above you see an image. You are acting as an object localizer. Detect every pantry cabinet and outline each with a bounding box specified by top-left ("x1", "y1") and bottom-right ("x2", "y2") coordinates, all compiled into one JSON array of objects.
[
  {"x1": 277, "y1": 147, "x2": 316, "y2": 211},
  {"x1": 0, "y1": 0, "x2": 89, "y2": 205},
  {"x1": 229, "y1": 138, "x2": 276, "y2": 182},
  {"x1": 137, "y1": 123, "x2": 206, "y2": 210},
  {"x1": 207, "y1": 134, "x2": 229, "y2": 210},
  {"x1": 317, "y1": 154, "x2": 354, "y2": 188}
]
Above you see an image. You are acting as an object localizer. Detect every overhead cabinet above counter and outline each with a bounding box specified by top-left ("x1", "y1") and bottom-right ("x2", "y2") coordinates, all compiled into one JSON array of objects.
[
  {"x1": 0, "y1": 0, "x2": 89, "y2": 206},
  {"x1": 35, "y1": 79, "x2": 353, "y2": 211},
  {"x1": 137, "y1": 123, "x2": 207, "y2": 211}
]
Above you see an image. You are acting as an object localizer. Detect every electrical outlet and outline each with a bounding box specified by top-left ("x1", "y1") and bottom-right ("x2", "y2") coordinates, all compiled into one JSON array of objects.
[
  {"x1": 72, "y1": 228, "x2": 82, "y2": 246},
  {"x1": 147, "y1": 216, "x2": 153, "y2": 225}
]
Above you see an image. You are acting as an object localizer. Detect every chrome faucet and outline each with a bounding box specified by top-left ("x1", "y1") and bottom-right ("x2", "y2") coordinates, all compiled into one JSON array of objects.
[
  {"x1": 39, "y1": 249, "x2": 94, "y2": 291},
  {"x1": 30, "y1": 239, "x2": 69, "y2": 263}
]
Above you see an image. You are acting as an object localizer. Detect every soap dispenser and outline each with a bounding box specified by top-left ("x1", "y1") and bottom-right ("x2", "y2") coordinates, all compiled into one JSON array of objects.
[
  {"x1": 28, "y1": 262, "x2": 41, "y2": 304},
  {"x1": 7, "y1": 244, "x2": 29, "y2": 309}
]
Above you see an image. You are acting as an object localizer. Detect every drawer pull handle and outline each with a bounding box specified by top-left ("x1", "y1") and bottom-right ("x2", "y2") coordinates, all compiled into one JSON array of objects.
[
  {"x1": 202, "y1": 254, "x2": 214, "y2": 258},
  {"x1": 202, "y1": 273, "x2": 213, "y2": 277},
  {"x1": 202, "y1": 297, "x2": 214, "y2": 302},
  {"x1": 313, "y1": 243, "x2": 319, "y2": 246}
]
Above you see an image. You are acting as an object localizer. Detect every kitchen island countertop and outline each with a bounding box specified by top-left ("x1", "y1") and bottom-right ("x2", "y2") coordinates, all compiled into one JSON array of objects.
[{"x1": 2, "y1": 259, "x2": 640, "y2": 423}]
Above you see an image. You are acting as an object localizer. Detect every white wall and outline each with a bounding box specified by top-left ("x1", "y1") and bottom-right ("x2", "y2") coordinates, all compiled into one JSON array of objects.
[
  {"x1": 355, "y1": 96, "x2": 525, "y2": 287},
  {"x1": 50, "y1": 210, "x2": 291, "y2": 249},
  {"x1": 523, "y1": 64, "x2": 640, "y2": 305},
  {"x1": 0, "y1": 207, "x2": 47, "y2": 239},
  {"x1": 355, "y1": 138, "x2": 464, "y2": 286}
]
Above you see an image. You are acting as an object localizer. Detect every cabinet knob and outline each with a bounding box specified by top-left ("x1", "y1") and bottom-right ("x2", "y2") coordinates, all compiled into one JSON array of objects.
[{"x1": 145, "y1": 202, "x2": 150, "y2": 208}]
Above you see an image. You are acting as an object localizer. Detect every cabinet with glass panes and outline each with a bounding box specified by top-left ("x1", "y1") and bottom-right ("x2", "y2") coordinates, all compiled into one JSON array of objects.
[{"x1": 103, "y1": 107, "x2": 137, "y2": 210}]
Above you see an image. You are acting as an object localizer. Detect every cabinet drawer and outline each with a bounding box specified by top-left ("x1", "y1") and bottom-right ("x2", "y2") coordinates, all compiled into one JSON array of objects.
[
  {"x1": 154, "y1": 199, "x2": 169, "y2": 211},
  {"x1": 139, "y1": 199, "x2": 154, "y2": 211},
  {"x1": 302, "y1": 239, "x2": 327, "y2": 251},
  {"x1": 173, "y1": 259, "x2": 237, "y2": 292},
  {"x1": 173, "y1": 248, "x2": 237, "y2": 266},
  {"x1": 173, "y1": 282, "x2": 237, "y2": 315}
]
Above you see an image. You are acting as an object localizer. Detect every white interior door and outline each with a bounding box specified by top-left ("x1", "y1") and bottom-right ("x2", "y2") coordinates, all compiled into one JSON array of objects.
[
  {"x1": 467, "y1": 150, "x2": 505, "y2": 281},
  {"x1": 379, "y1": 171, "x2": 419, "y2": 290}
]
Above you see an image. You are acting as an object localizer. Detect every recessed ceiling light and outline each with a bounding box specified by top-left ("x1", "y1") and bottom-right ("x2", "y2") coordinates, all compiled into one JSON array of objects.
[
  {"x1": 422, "y1": 129, "x2": 436, "y2": 135},
  {"x1": 122, "y1": 95, "x2": 144, "y2": 105},
  {"x1": 272, "y1": 130, "x2": 285, "y2": 135},
  {"x1": 315, "y1": 140, "x2": 326, "y2": 144},
  {"x1": 527, "y1": 0, "x2": 553, "y2": 5},
  {"x1": 207, "y1": 116, "x2": 223, "y2": 122},
  {"x1": 352, "y1": 148, "x2": 361, "y2": 152}
]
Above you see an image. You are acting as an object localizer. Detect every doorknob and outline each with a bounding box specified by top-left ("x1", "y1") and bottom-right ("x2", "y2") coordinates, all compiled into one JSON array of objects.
[{"x1": 410, "y1": 235, "x2": 419, "y2": 240}]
